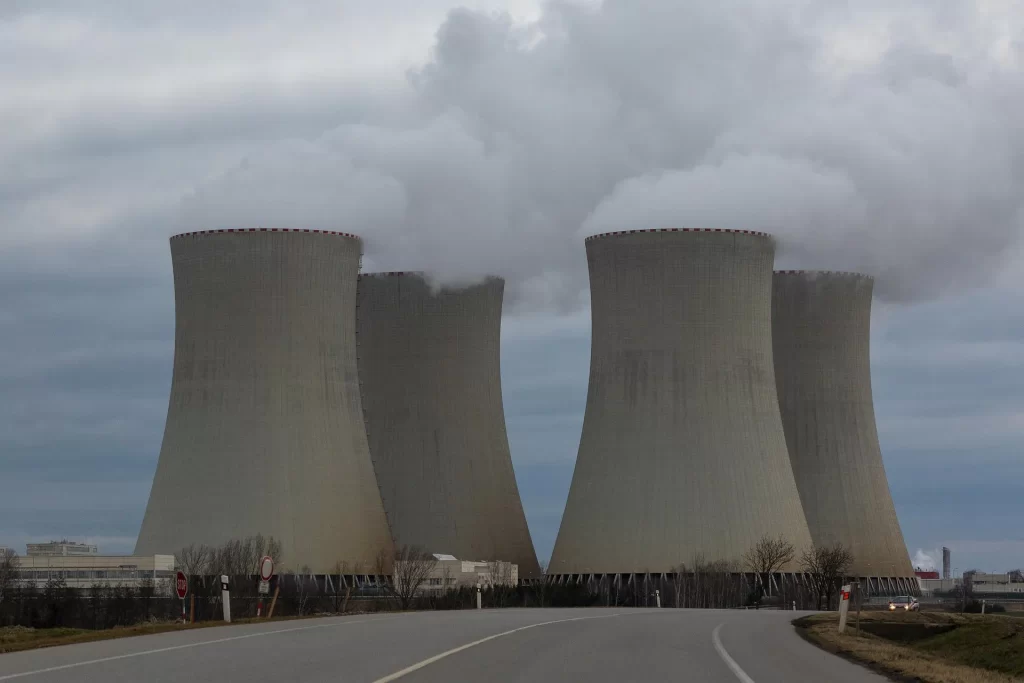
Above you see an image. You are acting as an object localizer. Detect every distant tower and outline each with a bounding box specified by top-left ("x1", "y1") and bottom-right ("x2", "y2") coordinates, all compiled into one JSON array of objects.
[
  {"x1": 943, "y1": 547, "x2": 951, "y2": 580},
  {"x1": 550, "y1": 229, "x2": 813, "y2": 576},
  {"x1": 136, "y1": 229, "x2": 395, "y2": 573},
  {"x1": 772, "y1": 271, "x2": 914, "y2": 589},
  {"x1": 356, "y1": 273, "x2": 540, "y2": 578}
]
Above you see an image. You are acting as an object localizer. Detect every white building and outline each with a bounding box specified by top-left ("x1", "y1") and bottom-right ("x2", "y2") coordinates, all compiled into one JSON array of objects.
[
  {"x1": 26, "y1": 540, "x2": 99, "y2": 557},
  {"x1": 966, "y1": 572, "x2": 1024, "y2": 594},
  {"x1": 16, "y1": 554, "x2": 175, "y2": 591},
  {"x1": 399, "y1": 555, "x2": 518, "y2": 593}
]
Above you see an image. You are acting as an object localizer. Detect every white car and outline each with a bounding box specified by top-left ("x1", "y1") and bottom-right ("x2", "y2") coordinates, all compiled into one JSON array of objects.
[{"x1": 888, "y1": 595, "x2": 920, "y2": 611}]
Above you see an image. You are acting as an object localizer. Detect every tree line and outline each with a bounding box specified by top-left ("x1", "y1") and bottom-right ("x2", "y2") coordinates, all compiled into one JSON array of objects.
[{"x1": 0, "y1": 535, "x2": 861, "y2": 631}]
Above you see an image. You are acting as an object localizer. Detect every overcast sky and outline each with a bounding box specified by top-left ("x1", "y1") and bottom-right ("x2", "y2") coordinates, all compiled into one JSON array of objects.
[{"x1": 1, "y1": 0, "x2": 1022, "y2": 573}]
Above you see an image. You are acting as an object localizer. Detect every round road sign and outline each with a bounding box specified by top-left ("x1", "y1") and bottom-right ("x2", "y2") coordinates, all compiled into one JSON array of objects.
[
  {"x1": 259, "y1": 556, "x2": 275, "y2": 581},
  {"x1": 175, "y1": 571, "x2": 188, "y2": 599}
]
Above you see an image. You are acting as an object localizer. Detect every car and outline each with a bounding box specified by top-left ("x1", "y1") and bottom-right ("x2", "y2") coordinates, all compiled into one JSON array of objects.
[{"x1": 888, "y1": 595, "x2": 920, "y2": 611}]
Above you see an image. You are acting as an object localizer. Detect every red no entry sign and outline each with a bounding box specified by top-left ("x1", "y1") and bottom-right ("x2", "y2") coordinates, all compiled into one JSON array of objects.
[
  {"x1": 175, "y1": 571, "x2": 188, "y2": 599},
  {"x1": 259, "y1": 556, "x2": 275, "y2": 581}
]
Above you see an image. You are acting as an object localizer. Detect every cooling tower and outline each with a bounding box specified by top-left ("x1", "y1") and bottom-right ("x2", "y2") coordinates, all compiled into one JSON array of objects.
[
  {"x1": 135, "y1": 229, "x2": 394, "y2": 574},
  {"x1": 772, "y1": 271, "x2": 914, "y2": 586},
  {"x1": 549, "y1": 229, "x2": 813, "y2": 576},
  {"x1": 356, "y1": 273, "x2": 541, "y2": 579}
]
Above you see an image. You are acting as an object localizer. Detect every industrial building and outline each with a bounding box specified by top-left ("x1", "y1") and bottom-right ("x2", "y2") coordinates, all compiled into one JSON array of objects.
[
  {"x1": 15, "y1": 554, "x2": 176, "y2": 591},
  {"x1": 26, "y1": 540, "x2": 99, "y2": 557},
  {"x1": 357, "y1": 273, "x2": 540, "y2": 579},
  {"x1": 965, "y1": 571, "x2": 1024, "y2": 594},
  {"x1": 399, "y1": 555, "x2": 519, "y2": 593},
  {"x1": 772, "y1": 271, "x2": 915, "y2": 593},
  {"x1": 549, "y1": 229, "x2": 813, "y2": 580},
  {"x1": 135, "y1": 229, "x2": 394, "y2": 574}
]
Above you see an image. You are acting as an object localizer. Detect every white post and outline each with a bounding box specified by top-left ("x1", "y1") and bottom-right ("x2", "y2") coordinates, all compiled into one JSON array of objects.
[
  {"x1": 655, "y1": 589, "x2": 661, "y2": 608},
  {"x1": 793, "y1": 601, "x2": 796, "y2": 611},
  {"x1": 476, "y1": 582, "x2": 482, "y2": 610},
  {"x1": 838, "y1": 584, "x2": 851, "y2": 634},
  {"x1": 221, "y1": 575, "x2": 232, "y2": 623},
  {"x1": 982, "y1": 600, "x2": 986, "y2": 615}
]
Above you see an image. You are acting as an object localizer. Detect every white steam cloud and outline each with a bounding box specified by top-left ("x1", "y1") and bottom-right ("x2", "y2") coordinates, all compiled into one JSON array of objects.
[
  {"x1": 179, "y1": 0, "x2": 1024, "y2": 310},
  {"x1": 912, "y1": 548, "x2": 939, "y2": 571}
]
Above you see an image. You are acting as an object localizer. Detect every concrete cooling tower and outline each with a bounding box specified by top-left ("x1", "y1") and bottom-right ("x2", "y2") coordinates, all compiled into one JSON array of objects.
[
  {"x1": 549, "y1": 229, "x2": 813, "y2": 577},
  {"x1": 135, "y1": 229, "x2": 394, "y2": 574},
  {"x1": 356, "y1": 273, "x2": 541, "y2": 579},
  {"x1": 772, "y1": 271, "x2": 915, "y2": 593}
]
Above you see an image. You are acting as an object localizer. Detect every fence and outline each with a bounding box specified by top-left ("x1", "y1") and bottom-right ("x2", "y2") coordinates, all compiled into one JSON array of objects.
[{"x1": 1, "y1": 571, "x2": 874, "y2": 631}]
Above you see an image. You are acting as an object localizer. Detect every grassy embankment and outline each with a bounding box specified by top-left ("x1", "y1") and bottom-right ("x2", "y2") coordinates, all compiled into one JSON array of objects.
[
  {"x1": 0, "y1": 614, "x2": 329, "y2": 655},
  {"x1": 794, "y1": 610, "x2": 1024, "y2": 683}
]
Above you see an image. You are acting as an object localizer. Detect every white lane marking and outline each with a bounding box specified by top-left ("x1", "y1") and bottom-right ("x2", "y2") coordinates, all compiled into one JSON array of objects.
[
  {"x1": 371, "y1": 612, "x2": 634, "y2": 683},
  {"x1": 0, "y1": 615, "x2": 400, "y2": 681},
  {"x1": 712, "y1": 623, "x2": 756, "y2": 683}
]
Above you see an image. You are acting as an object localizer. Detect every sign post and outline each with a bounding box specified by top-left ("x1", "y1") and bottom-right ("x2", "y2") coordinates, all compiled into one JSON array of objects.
[
  {"x1": 257, "y1": 556, "x2": 274, "y2": 618},
  {"x1": 221, "y1": 575, "x2": 232, "y2": 623},
  {"x1": 175, "y1": 571, "x2": 188, "y2": 624},
  {"x1": 838, "y1": 584, "x2": 852, "y2": 633}
]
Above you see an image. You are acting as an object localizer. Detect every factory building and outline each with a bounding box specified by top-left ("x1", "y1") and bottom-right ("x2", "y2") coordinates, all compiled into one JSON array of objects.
[
  {"x1": 26, "y1": 540, "x2": 99, "y2": 557},
  {"x1": 357, "y1": 273, "x2": 540, "y2": 579},
  {"x1": 398, "y1": 555, "x2": 519, "y2": 594},
  {"x1": 15, "y1": 554, "x2": 175, "y2": 591},
  {"x1": 135, "y1": 229, "x2": 394, "y2": 574},
  {"x1": 550, "y1": 230, "x2": 813, "y2": 581},
  {"x1": 772, "y1": 271, "x2": 915, "y2": 594}
]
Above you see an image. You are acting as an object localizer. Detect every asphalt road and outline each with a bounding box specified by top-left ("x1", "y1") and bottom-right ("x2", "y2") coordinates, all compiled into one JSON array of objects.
[{"x1": 0, "y1": 608, "x2": 888, "y2": 682}]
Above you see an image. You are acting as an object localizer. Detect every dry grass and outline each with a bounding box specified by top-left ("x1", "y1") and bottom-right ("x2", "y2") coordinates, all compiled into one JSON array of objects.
[
  {"x1": 794, "y1": 611, "x2": 1024, "y2": 683},
  {"x1": 0, "y1": 613, "x2": 343, "y2": 655}
]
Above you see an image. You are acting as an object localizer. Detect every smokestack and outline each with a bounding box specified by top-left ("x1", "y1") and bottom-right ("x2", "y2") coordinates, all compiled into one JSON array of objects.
[
  {"x1": 772, "y1": 271, "x2": 914, "y2": 583},
  {"x1": 943, "y1": 547, "x2": 951, "y2": 579},
  {"x1": 550, "y1": 229, "x2": 812, "y2": 575},
  {"x1": 356, "y1": 273, "x2": 540, "y2": 578},
  {"x1": 135, "y1": 229, "x2": 394, "y2": 573}
]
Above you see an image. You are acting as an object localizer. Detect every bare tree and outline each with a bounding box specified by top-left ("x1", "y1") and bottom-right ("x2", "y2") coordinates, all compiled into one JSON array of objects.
[
  {"x1": 672, "y1": 562, "x2": 686, "y2": 608},
  {"x1": 744, "y1": 535, "x2": 795, "y2": 598},
  {"x1": 206, "y1": 535, "x2": 282, "y2": 577},
  {"x1": 176, "y1": 544, "x2": 211, "y2": 579},
  {"x1": 0, "y1": 548, "x2": 20, "y2": 604},
  {"x1": 295, "y1": 565, "x2": 314, "y2": 615},
  {"x1": 381, "y1": 546, "x2": 438, "y2": 610},
  {"x1": 800, "y1": 543, "x2": 854, "y2": 610}
]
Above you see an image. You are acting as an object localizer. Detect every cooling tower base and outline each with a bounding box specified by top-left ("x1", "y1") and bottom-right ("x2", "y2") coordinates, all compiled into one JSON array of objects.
[{"x1": 547, "y1": 572, "x2": 919, "y2": 599}]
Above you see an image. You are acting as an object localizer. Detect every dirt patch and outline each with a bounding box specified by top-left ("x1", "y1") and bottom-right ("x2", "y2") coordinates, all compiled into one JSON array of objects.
[
  {"x1": 794, "y1": 612, "x2": 1024, "y2": 683},
  {"x1": 860, "y1": 621, "x2": 959, "y2": 643}
]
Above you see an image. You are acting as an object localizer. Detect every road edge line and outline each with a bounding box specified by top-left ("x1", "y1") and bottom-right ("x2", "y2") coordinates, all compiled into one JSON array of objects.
[
  {"x1": 712, "y1": 623, "x2": 756, "y2": 683},
  {"x1": 0, "y1": 615, "x2": 401, "y2": 681}
]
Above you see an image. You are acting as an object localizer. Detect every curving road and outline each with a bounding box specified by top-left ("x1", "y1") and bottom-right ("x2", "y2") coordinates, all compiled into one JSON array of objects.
[{"x1": 0, "y1": 608, "x2": 886, "y2": 682}]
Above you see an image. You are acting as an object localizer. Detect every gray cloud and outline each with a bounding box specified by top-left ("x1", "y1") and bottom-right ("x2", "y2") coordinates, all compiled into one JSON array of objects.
[{"x1": 2, "y1": 0, "x2": 1023, "y2": 569}]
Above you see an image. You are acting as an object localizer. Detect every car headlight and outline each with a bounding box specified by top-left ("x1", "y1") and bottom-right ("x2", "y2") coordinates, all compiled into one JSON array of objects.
[{"x1": 889, "y1": 604, "x2": 895, "y2": 610}]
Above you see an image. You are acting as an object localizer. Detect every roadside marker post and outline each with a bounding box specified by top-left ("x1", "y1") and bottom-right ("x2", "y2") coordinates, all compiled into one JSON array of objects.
[
  {"x1": 838, "y1": 584, "x2": 852, "y2": 633},
  {"x1": 221, "y1": 575, "x2": 232, "y2": 623},
  {"x1": 175, "y1": 571, "x2": 188, "y2": 624},
  {"x1": 476, "y1": 582, "x2": 482, "y2": 610},
  {"x1": 655, "y1": 589, "x2": 661, "y2": 608}
]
